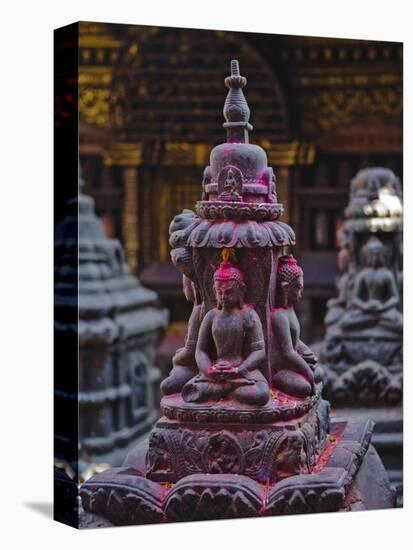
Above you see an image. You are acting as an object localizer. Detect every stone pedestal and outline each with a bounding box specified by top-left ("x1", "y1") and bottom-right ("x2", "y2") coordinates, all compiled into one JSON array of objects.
[
  {"x1": 146, "y1": 389, "x2": 329, "y2": 483},
  {"x1": 80, "y1": 415, "x2": 394, "y2": 526}
]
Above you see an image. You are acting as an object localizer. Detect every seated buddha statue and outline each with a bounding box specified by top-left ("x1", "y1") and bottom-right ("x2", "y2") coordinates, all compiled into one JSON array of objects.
[
  {"x1": 182, "y1": 259, "x2": 270, "y2": 406},
  {"x1": 340, "y1": 236, "x2": 402, "y2": 334},
  {"x1": 271, "y1": 255, "x2": 321, "y2": 398},
  {"x1": 161, "y1": 275, "x2": 203, "y2": 395}
]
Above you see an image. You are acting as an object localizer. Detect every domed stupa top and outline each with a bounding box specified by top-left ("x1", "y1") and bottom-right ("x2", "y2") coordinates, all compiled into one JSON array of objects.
[
  {"x1": 198, "y1": 60, "x2": 279, "y2": 210},
  {"x1": 193, "y1": 60, "x2": 287, "y2": 227},
  {"x1": 169, "y1": 60, "x2": 295, "y2": 250}
]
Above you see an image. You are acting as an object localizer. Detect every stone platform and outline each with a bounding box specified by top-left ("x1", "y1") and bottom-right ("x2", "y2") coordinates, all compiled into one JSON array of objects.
[
  {"x1": 145, "y1": 390, "x2": 329, "y2": 483},
  {"x1": 331, "y1": 406, "x2": 403, "y2": 506},
  {"x1": 323, "y1": 326, "x2": 402, "y2": 376},
  {"x1": 80, "y1": 413, "x2": 395, "y2": 526}
]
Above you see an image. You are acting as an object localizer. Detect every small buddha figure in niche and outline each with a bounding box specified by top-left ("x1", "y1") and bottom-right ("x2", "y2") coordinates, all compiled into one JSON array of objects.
[
  {"x1": 161, "y1": 275, "x2": 203, "y2": 395},
  {"x1": 271, "y1": 255, "x2": 321, "y2": 398},
  {"x1": 182, "y1": 258, "x2": 270, "y2": 406},
  {"x1": 324, "y1": 246, "x2": 351, "y2": 327},
  {"x1": 218, "y1": 166, "x2": 242, "y2": 201},
  {"x1": 340, "y1": 236, "x2": 402, "y2": 334},
  {"x1": 223, "y1": 169, "x2": 238, "y2": 195}
]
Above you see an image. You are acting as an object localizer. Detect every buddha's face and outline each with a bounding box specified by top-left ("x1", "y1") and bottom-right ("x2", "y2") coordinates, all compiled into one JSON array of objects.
[
  {"x1": 215, "y1": 279, "x2": 244, "y2": 309},
  {"x1": 287, "y1": 275, "x2": 304, "y2": 305},
  {"x1": 366, "y1": 247, "x2": 384, "y2": 268}
]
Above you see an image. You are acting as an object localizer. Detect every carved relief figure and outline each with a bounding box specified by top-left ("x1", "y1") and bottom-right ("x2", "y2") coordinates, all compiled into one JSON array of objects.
[
  {"x1": 182, "y1": 257, "x2": 270, "y2": 406},
  {"x1": 217, "y1": 165, "x2": 243, "y2": 201},
  {"x1": 271, "y1": 255, "x2": 321, "y2": 398},
  {"x1": 224, "y1": 169, "x2": 237, "y2": 193},
  {"x1": 161, "y1": 275, "x2": 203, "y2": 395},
  {"x1": 340, "y1": 236, "x2": 402, "y2": 334}
]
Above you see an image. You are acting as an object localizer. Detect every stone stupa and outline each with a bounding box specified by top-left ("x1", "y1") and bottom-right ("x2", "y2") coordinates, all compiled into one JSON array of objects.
[
  {"x1": 319, "y1": 167, "x2": 403, "y2": 501},
  {"x1": 54, "y1": 167, "x2": 168, "y2": 478},
  {"x1": 79, "y1": 61, "x2": 395, "y2": 527}
]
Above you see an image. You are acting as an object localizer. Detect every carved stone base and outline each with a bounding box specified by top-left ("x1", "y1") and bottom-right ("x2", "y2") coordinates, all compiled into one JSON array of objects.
[
  {"x1": 334, "y1": 407, "x2": 403, "y2": 507},
  {"x1": 323, "y1": 336, "x2": 401, "y2": 371},
  {"x1": 146, "y1": 393, "x2": 329, "y2": 483},
  {"x1": 80, "y1": 417, "x2": 395, "y2": 527},
  {"x1": 322, "y1": 359, "x2": 402, "y2": 405},
  {"x1": 321, "y1": 326, "x2": 402, "y2": 406}
]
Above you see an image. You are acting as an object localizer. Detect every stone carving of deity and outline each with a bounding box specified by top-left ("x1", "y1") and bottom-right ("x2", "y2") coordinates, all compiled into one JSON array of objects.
[
  {"x1": 217, "y1": 165, "x2": 243, "y2": 201},
  {"x1": 340, "y1": 236, "x2": 402, "y2": 334},
  {"x1": 161, "y1": 275, "x2": 203, "y2": 395},
  {"x1": 182, "y1": 259, "x2": 270, "y2": 406},
  {"x1": 271, "y1": 255, "x2": 322, "y2": 398}
]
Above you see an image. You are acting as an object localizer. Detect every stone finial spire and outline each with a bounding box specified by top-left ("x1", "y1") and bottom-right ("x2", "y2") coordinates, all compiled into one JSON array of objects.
[{"x1": 223, "y1": 60, "x2": 253, "y2": 143}]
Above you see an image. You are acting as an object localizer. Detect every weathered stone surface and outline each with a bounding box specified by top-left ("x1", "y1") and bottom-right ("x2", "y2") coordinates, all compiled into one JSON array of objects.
[
  {"x1": 79, "y1": 509, "x2": 114, "y2": 529},
  {"x1": 265, "y1": 468, "x2": 347, "y2": 515},
  {"x1": 146, "y1": 397, "x2": 329, "y2": 483},
  {"x1": 164, "y1": 474, "x2": 264, "y2": 522},
  {"x1": 160, "y1": 388, "x2": 322, "y2": 423},
  {"x1": 80, "y1": 467, "x2": 165, "y2": 525},
  {"x1": 332, "y1": 406, "x2": 403, "y2": 506},
  {"x1": 342, "y1": 445, "x2": 396, "y2": 511},
  {"x1": 80, "y1": 418, "x2": 393, "y2": 526},
  {"x1": 122, "y1": 439, "x2": 148, "y2": 474}
]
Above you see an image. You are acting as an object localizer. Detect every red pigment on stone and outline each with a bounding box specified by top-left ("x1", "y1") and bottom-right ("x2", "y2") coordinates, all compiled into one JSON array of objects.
[{"x1": 311, "y1": 422, "x2": 346, "y2": 474}]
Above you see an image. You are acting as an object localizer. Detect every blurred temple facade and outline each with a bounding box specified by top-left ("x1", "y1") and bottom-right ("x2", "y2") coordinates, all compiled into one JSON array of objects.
[{"x1": 77, "y1": 22, "x2": 402, "y2": 343}]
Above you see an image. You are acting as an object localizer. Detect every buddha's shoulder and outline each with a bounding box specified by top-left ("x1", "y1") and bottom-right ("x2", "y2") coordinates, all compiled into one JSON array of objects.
[
  {"x1": 271, "y1": 306, "x2": 290, "y2": 321},
  {"x1": 241, "y1": 305, "x2": 260, "y2": 325},
  {"x1": 202, "y1": 308, "x2": 219, "y2": 322}
]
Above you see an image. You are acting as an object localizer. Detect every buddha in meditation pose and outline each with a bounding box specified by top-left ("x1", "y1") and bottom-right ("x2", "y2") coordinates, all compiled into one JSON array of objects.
[
  {"x1": 182, "y1": 259, "x2": 270, "y2": 406},
  {"x1": 340, "y1": 236, "x2": 402, "y2": 334},
  {"x1": 271, "y1": 255, "x2": 321, "y2": 398},
  {"x1": 161, "y1": 275, "x2": 203, "y2": 395}
]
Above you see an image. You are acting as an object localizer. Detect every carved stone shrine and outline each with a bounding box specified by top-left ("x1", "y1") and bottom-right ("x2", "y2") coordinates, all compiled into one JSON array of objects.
[
  {"x1": 80, "y1": 61, "x2": 395, "y2": 526},
  {"x1": 54, "y1": 169, "x2": 168, "y2": 476},
  {"x1": 319, "y1": 167, "x2": 403, "y2": 500}
]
